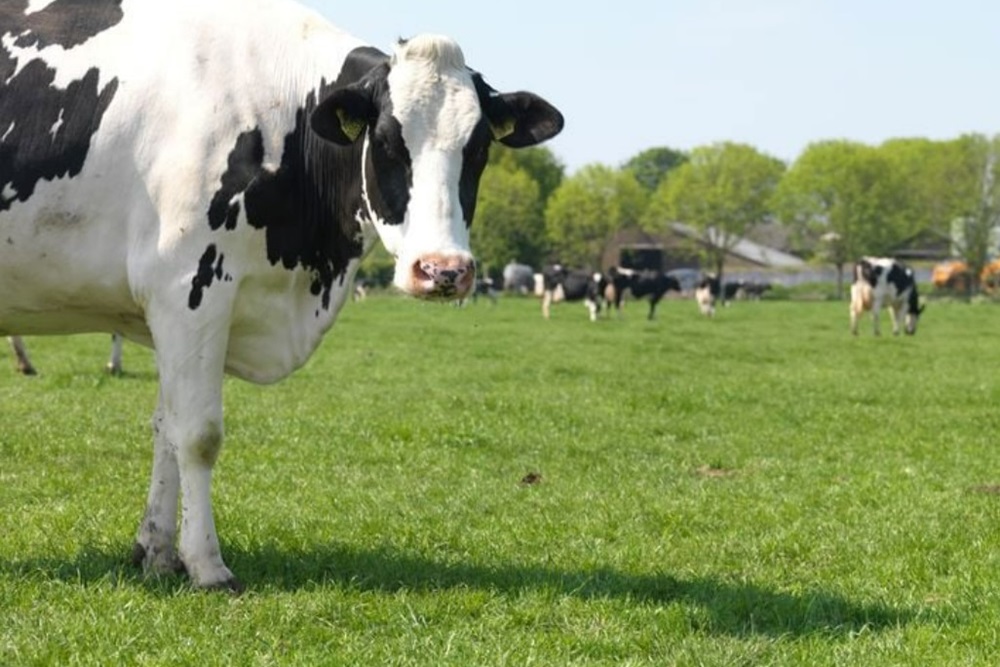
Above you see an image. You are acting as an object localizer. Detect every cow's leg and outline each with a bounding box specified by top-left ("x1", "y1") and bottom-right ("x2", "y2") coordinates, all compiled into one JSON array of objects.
[
  {"x1": 889, "y1": 303, "x2": 904, "y2": 335},
  {"x1": 107, "y1": 333, "x2": 124, "y2": 375},
  {"x1": 132, "y1": 395, "x2": 182, "y2": 575},
  {"x1": 871, "y1": 299, "x2": 882, "y2": 336},
  {"x1": 9, "y1": 336, "x2": 37, "y2": 375},
  {"x1": 141, "y1": 312, "x2": 237, "y2": 590},
  {"x1": 585, "y1": 298, "x2": 599, "y2": 321},
  {"x1": 542, "y1": 290, "x2": 553, "y2": 319},
  {"x1": 648, "y1": 295, "x2": 662, "y2": 320}
]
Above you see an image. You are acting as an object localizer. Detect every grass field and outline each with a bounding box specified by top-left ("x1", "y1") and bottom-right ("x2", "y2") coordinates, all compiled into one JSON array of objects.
[{"x1": 2, "y1": 294, "x2": 1000, "y2": 665}]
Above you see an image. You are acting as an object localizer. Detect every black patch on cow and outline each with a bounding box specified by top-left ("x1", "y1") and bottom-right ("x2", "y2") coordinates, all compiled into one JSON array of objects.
[
  {"x1": 0, "y1": 0, "x2": 122, "y2": 212},
  {"x1": 207, "y1": 130, "x2": 264, "y2": 231},
  {"x1": 188, "y1": 244, "x2": 226, "y2": 310},
  {"x1": 885, "y1": 262, "x2": 914, "y2": 295},
  {"x1": 201, "y1": 47, "x2": 414, "y2": 311},
  {"x1": 0, "y1": 0, "x2": 123, "y2": 51}
]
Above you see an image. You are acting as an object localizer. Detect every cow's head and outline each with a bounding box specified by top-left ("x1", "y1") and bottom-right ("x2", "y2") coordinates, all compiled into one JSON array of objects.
[
  {"x1": 905, "y1": 300, "x2": 925, "y2": 335},
  {"x1": 311, "y1": 35, "x2": 563, "y2": 300}
]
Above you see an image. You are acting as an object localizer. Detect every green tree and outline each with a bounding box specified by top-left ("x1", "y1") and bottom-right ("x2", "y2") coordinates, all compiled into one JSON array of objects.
[
  {"x1": 644, "y1": 142, "x2": 785, "y2": 282},
  {"x1": 489, "y1": 145, "x2": 565, "y2": 203},
  {"x1": 545, "y1": 165, "x2": 647, "y2": 268},
  {"x1": 773, "y1": 140, "x2": 910, "y2": 297},
  {"x1": 947, "y1": 134, "x2": 1000, "y2": 293},
  {"x1": 623, "y1": 147, "x2": 688, "y2": 192},
  {"x1": 470, "y1": 164, "x2": 547, "y2": 278}
]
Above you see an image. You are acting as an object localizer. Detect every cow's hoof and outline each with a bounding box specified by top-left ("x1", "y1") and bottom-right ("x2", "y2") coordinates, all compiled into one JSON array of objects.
[
  {"x1": 200, "y1": 577, "x2": 245, "y2": 595},
  {"x1": 18, "y1": 366, "x2": 37, "y2": 376},
  {"x1": 129, "y1": 541, "x2": 184, "y2": 574}
]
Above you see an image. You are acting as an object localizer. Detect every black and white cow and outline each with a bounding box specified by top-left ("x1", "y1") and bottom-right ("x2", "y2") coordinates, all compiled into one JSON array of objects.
[
  {"x1": 8, "y1": 333, "x2": 124, "y2": 375},
  {"x1": 695, "y1": 275, "x2": 721, "y2": 317},
  {"x1": 850, "y1": 257, "x2": 924, "y2": 335},
  {"x1": 0, "y1": 0, "x2": 562, "y2": 590},
  {"x1": 605, "y1": 267, "x2": 681, "y2": 320},
  {"x1": 540, "y1": 265, "x2": 603, "y2": 321}
]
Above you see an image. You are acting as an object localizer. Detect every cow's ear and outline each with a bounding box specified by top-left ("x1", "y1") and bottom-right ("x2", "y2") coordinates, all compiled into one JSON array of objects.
[
  {"x1": 311, "y1": 86, "x2": 374, "y2": 145},
  {"x1": 482, "y1": 91, "x2": 564, "y2": 148}
]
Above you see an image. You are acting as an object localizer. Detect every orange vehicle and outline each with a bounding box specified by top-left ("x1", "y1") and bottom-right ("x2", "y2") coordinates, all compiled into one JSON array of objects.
[{"x1": 932, "y1": 259, "x2": 1000, "y2": 292}]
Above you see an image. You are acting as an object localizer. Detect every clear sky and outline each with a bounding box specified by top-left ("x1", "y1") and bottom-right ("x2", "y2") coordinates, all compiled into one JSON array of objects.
[{"x1": 301, "y1": 0, "x2": 999, "y2": 174}]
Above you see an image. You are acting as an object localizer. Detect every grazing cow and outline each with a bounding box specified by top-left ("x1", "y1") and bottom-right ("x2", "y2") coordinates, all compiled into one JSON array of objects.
[
  {"x1": 8, "y1": 334, "x2": 125, "y2": 375},
  {"x1": 743, "y1": 281, "x2": 772, "y2": 300},
  {"x1": 695, "y1": 276, "x2": 721, "y2": 317},
  {"x1": 502, "y1": 262, "x2": 535, "y2": 294},
  {"x1": 0, "y1": 0, "x2": 563, "y2": 590},
  {"x1": 540, "y1": 265, "x2": 603, "y2": 321},
  {"x1": 850, "y1": 257, "x2": 924, "y2": 335},
  {"x1": 605, "y1": 267, "x2": 681, "y2": 320},
  {"x1": 721, "y1": 281, "x2": 745, "y2": 305},
  {"x1": 471, "y1": 277, "x2": 499, "y2": 304}
]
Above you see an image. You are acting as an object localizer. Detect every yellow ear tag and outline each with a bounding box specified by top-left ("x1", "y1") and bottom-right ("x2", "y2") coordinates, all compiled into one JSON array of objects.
[
  {"x1": 490, "y1": 118, "x2": 516, "y2": 141},
  {"x1": 336, "y1": 108, "x2": 365, "y2": 142}
]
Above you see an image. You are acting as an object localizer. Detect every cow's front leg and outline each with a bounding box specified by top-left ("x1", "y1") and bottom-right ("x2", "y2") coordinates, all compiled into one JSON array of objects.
[
  {"x1": 889, "y1": 304, "x2": 904, "y2": 336},
  {"x1": 132, "y1": 397, "x2": 183, "y2": 575},
  {"x1": 146, "y1": 313, "x2": 238, "y2": 591}
]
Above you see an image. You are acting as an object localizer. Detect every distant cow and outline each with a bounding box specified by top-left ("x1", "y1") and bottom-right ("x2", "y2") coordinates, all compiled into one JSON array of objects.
[
  {"x1": 470, "y1": 277, "x2": 499, "y2": 304},
  {"x1": 743, "y1": 281, "x2": 772, "y2": 300},
  {"x1": 695, "y1": 276, "x2": 721, "y2": 317},
  {"x1": 850, "y1": 257, "x2": 924, "y2": 335},
  {"x1": 541, "y1": 265, "x2": 603, "y2": 321},
  {"x1": 0, "y1": 1, "x2": 563, "y2": 590},
  {"x1": 722, "y1": 281, "x2": 745, "y2": 304},
  {"x1": 605, "y1": 267, "x2": 681, "y2": 320},
  {"x1": 8, "y1": 334, "x2": 124, "y2": 375},
  {"x1": 502, "y1": 262, "x2": 536, "y2": 294}
]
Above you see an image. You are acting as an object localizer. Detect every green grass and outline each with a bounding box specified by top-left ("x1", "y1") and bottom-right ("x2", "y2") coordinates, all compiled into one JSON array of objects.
[{"x1": 3, "y1": 295, "x2": 1000, "y2": 665}]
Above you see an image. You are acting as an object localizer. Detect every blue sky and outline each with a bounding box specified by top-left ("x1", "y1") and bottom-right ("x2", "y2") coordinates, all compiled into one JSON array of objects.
[{"x1": 301, "y1": 0, "x2": 999, "y2": 174}]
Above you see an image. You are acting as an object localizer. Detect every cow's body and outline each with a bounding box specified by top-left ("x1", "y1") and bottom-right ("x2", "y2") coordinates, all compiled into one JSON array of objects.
[
  {"x1": 605, "y1": 267, "x2": 681, "y2": 320},
  {"x1": 8, "y1": 333, "x2": 124, "y2": 375},
  {"x1": 850, "y1": 257, "x2": 923, "y2": 335},
  {"x1": 0, "y1": 0, "x2": 562, "y2": 589},
  {"x1": 695, "y1": 276, "x2": 721, "y2": 317},
  {"x1": 540, "y1": 265, "x2": 603, "y2": 321},
  {"x1": 502, "y1": 262, "x2": 535, "y2": 294}
]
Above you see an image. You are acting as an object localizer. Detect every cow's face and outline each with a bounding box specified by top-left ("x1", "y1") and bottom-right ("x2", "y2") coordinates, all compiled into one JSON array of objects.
[
  {"x1": 312, "y1": 36, "x2": 563, "y2": 299},
  {"x1": 312, "y1": 35, "x2": 563, "y2": 300}
]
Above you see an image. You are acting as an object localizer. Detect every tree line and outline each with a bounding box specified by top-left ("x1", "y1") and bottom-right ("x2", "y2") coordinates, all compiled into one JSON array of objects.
[{"x1": 362, "y1": 134, "x2": 1000, "y2": 294}]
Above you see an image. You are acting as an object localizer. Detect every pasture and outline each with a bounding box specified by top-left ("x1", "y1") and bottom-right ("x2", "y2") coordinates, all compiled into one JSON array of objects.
[{"x1": 2, "y1": 295, "x2": 1000, "y2": 665}]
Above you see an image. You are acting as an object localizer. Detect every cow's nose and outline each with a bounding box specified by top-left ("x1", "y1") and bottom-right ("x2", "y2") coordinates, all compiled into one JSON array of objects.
[{"x1": 410, "y1": 254, "x2": 476, "y2": 299}]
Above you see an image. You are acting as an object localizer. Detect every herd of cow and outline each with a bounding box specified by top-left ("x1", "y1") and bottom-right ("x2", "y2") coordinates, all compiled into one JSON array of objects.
[
  {"x1": 508, "y1": 263, "x2": 773, "y2": 321},
  {"x1": 492, "y1": 257, "x2": 923, "y2": 335},
  {"x1": 0, "y1": 0, "x2": 923, "y2": 591}
]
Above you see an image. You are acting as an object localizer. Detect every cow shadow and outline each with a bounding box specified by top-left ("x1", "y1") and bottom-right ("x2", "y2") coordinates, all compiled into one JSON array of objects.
[{"x1": 1, "y1": 541, "x2": 921, "y2": 638}]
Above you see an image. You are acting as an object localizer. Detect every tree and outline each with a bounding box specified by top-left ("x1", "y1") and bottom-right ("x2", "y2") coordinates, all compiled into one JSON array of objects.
[
  {"x1": 623, "y1": 147, "x2": 688, "y2": 192},
  {"x1": 947, "y1": 134, "x2": 1000, "y2": 293},
  {"x1": 488, "y1": 145, "x2": 565, "y2": 203},
  {"x1": 773, "y1": 140, "x2": 910, "y2": 297},
  {"x1": 544, "y1": 165, "x2": 647, "y2": 268},
  {"x1": 644, "y1": 142, "x2": 785, "y2": 282},
  {"x1": 470, "y1": 164, "x2": 547, "y2": 278}
]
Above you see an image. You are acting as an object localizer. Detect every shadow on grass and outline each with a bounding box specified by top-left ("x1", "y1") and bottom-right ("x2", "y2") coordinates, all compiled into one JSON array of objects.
[{"x1": 1, "y1": 541, "x2": 919, "y2": 638}]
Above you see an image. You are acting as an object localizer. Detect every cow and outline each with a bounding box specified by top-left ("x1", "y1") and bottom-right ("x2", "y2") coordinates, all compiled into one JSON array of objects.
[
  {"x1": 604, "y1": 267, "x2": 681, "y2": 320},
  {"x1": 850, "y1": 257, "x2": 924, "y2": 336},
  {"x1": 0, "y1": 0, "x2": 563, "y2": 591},
  {"x1": 695, "y1": 275, "x2": 721, "y2": 317},
  {"x1": 8, "y1": 333, "x2": 124, "y2": 375},
  {"x1": 743, "y1": 280, "x2": 772, "y2": 300},
  {"x1": 721, "y1": 280, "x2": 745, "y2": 305},
  {"x1": 502, "y1": 261, "x2": 535, "y2": 294},
  {"x1": 540, "y1": 265, "x2": 603, "y2": 321}
]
